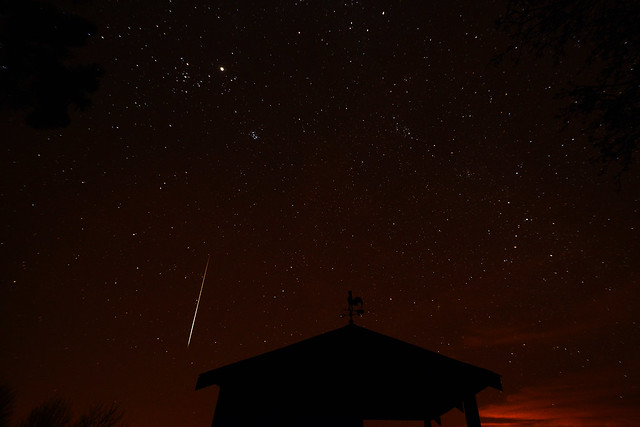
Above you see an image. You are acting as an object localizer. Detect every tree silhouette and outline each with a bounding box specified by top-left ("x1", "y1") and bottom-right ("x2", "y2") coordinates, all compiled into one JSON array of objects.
[
  {"x1": 0, "y1": 0, "x2": 102, "y2": 129},
  {"x1": 17, "y1": 399, "x2": 124, "y2": 427},
  {"x1": 0, "y1": 384, "x2": 15, "y2": 427},
  {"x1": 0, "y1": 385, "x2": 125, "y2": 427},
  {"x1": 497, "y1": 0, "x2": 640, "y2": 177},
  {"x1": 73, "y1": 403, "x2": 125, "y2": 427},
  {"x1": 18, "y1": 399, "x2": 72, "y2": 427}
]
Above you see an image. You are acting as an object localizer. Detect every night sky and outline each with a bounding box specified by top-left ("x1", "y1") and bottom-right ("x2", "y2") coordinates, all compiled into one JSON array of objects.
[{"x1": 1, "y1": 1, "x2": 639, "y2": 426}]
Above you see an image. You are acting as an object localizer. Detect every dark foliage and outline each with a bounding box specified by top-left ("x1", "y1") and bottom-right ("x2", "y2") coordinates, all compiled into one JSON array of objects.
[
  {"x1": 18, "y1": 399, "x2": 72, "y2": 427},
  {"x1": 17, "y1": 399, "x2": 124, "y2": 427},
  {"x1": 0, "y1": 384, "x2": 15, "y2": 427},
  {"x1": 497, "y1": 0, "x2": 640, "y2": 176},
  {"x1": 0, "y1": 385, "x2": 125, "y2": 427},
  {"x1": 74, "y1": 403, "x2": 124, "y2": 427},
  {"x1": 0, "y1": 0, "x2": 102, "y2": 129}
]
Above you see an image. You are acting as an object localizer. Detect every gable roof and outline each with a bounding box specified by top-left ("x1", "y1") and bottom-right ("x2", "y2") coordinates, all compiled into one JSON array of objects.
[{"x1": 196, "y1": 324, "x2": 501, "y2": 421}]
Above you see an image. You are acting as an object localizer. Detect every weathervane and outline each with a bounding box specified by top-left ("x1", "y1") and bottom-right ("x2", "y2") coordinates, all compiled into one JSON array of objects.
[{"x1": 342, "y1": 290, "x2": 364, "y2": 324}]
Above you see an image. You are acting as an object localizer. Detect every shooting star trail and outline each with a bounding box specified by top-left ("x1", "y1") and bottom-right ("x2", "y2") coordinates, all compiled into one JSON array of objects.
[{"x1": 187, "y1": 255, "x2": 209, "y2": 348}]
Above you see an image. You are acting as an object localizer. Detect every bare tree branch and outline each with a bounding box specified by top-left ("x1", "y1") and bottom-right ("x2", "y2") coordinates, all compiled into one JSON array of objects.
[{"x1": 497, "y1": 0, "x2": 640, "y2": 177}]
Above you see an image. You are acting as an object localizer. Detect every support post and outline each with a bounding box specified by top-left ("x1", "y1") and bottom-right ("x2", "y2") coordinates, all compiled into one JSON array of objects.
[{"x1": 463, "y1": 394, "x2": 481, "y2": 427}]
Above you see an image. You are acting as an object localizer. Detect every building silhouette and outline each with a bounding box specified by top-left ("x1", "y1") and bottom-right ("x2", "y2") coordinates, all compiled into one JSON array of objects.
[{"x1": 196, "y1": 323, "x2": 501, "y2": 426}]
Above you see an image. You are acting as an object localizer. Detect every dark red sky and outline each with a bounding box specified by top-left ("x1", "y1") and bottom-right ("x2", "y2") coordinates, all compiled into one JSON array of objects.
[{"x1": 1, "y1": 1, "x2": 639, "y2": 426}]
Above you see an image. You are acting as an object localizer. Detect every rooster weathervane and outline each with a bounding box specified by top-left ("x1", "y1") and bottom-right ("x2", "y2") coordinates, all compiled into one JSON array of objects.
[{"x1": 342, "y1": 290, "x2": 364, "y2": 324}]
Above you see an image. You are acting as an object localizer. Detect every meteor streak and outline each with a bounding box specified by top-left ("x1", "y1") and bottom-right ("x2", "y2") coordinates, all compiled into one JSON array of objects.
[{"x1": 187, "y1": 255, "x2": 209, "y2": 348}]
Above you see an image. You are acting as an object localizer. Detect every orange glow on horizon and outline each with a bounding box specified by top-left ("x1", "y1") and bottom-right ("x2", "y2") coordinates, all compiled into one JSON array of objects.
[{"x1": 478, "y1": 372, "x2": 638, "y2": 427}]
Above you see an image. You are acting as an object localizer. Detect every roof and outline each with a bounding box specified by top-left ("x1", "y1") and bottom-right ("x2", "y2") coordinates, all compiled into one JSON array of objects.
[{"x1": 196, "y1": 324, "x2": 501, "y2": 422}]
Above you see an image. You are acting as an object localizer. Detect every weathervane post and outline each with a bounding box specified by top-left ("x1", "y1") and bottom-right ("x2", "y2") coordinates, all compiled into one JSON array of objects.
[{"x1": 342, "y1": 290, "x2": 364, "y2": 324}]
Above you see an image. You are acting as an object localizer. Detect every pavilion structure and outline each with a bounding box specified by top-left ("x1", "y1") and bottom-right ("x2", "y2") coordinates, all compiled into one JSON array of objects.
[{"x1": 196, "y1": 317, "x2": 501, "y2": 427}]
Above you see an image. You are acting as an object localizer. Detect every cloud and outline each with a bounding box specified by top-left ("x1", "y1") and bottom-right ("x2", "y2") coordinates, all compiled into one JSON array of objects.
[
  {"x1": 463, "y1": 324, "x2": 585, "y2": 348},
  {"x1": 479, "y1": 370, "x2": 639, "y2": 427}
]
